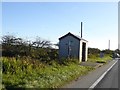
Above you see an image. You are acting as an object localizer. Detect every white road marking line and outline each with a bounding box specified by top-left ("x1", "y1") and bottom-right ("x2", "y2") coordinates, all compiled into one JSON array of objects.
[{"x1": 88, "y1": 60, "x2": 118, "y2": 90}]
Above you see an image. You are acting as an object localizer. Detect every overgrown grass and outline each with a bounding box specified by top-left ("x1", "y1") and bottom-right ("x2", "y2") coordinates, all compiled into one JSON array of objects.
[
  {"x1": 2, "y1": 57, "x2": 94, "y2": 89},
  {"x1": 88, "y1": 54, "x2": 112, "y2": 63}
]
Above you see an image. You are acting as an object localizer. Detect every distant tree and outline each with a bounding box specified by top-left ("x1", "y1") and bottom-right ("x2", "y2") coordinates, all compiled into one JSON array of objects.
[
  {"x1": 88, "y1": 47, "x2": 101, "y2": 58},
  {"x1": 102, "y1": 49, "x2": 113, "y2": 55},
  {"x1": 2, "y1": 35, "x2": 18, "y2": 56},
  {"x1": 2, "y1": 35, "x2": 16, "y2": 45},
  {"x1": 88, "y1": 47, "x2": 100, "y2": 55},
  {"x1": 1, "y1": 34, "x2": 58, "y2": 61},
  {"x1": 33, "y1": 37, "x2": 52, "y2": 48},
  {"x1": 2, "y1": 35, "x2": 30, "y2": 57}
]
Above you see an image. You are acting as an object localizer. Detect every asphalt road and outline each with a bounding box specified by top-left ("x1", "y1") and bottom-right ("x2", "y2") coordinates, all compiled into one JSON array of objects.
[
  {"x1": 61, "y1": 59, "x2": 119, "y2": 89},
  {"x1": 94, "y1": 59, "x2": 119, "y2": 89}
]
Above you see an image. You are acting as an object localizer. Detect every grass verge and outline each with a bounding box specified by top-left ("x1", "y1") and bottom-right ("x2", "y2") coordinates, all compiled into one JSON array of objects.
[
  {"x1": 88, "y1": 54, "x2": 112, "y2": 64},
  {"x1": 2, "y1": 57, "x2": 94, "y2": 89}
]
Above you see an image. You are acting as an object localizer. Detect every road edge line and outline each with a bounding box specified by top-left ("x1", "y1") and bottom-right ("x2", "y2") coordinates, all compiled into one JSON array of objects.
[{"x1": 88, "y1": 60, "x2": 118, "y2": 89}]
